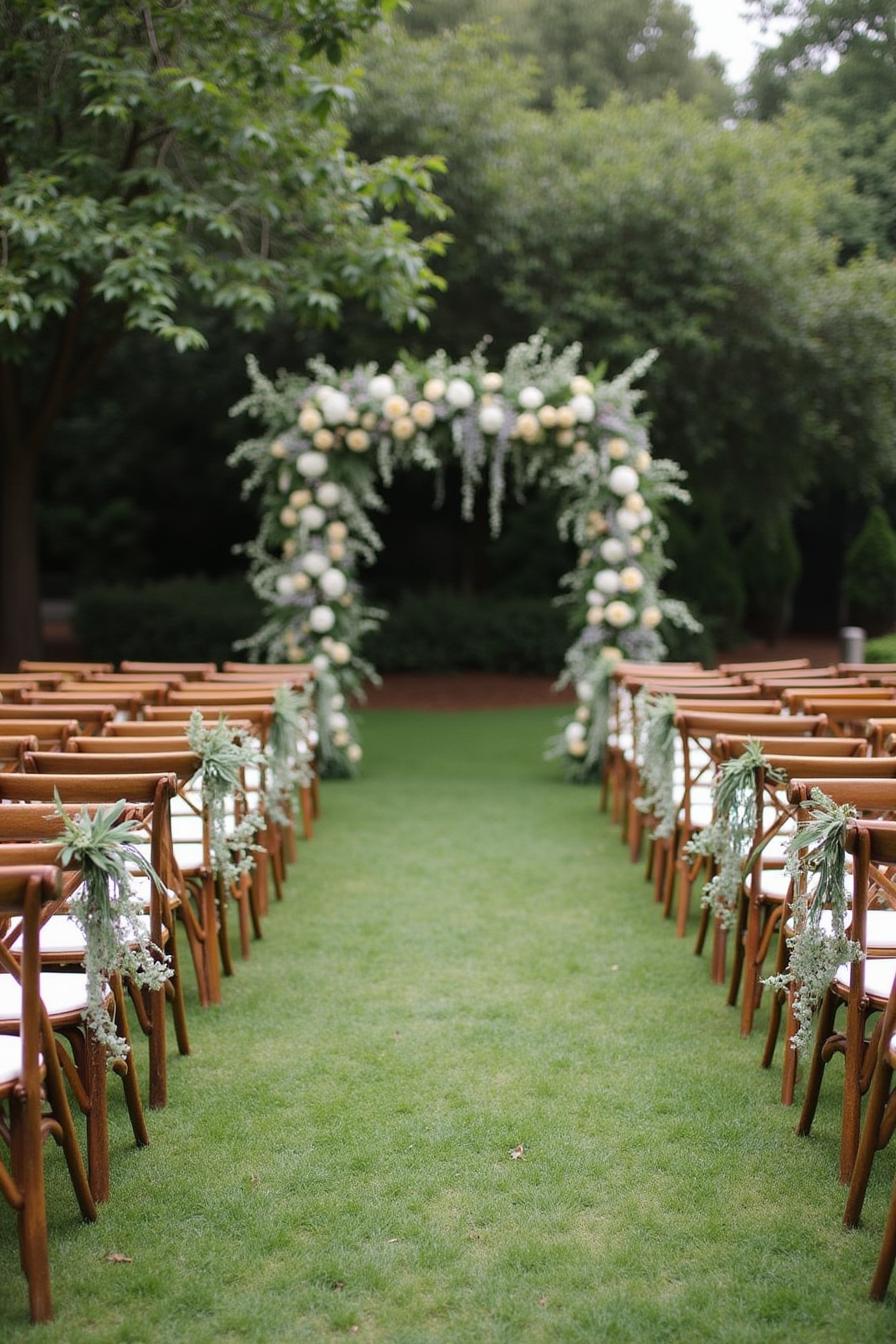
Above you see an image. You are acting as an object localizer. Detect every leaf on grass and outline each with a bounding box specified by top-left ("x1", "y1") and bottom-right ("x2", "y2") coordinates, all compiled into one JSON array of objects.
[
  {"x1": 331, "y1": 1280, "x2": 345, "y2": 1292},
  {"x1": 510, "y1": 1143, "x2": 525, "y2": 1160},
  {"x1": 538, "y1": 1296, "x2": 548, "y2": 1308},
  {"x1": 103, "y1": 1251, "x2": 133, "y2": 1264}
]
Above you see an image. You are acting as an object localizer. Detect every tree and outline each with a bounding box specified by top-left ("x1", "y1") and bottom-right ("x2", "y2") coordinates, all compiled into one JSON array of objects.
[
  {"x1": 397, "y1": 0, "x2": 731, "y2": 112},
  {"x1": 843, "y1": 504, "x2": 896, "y2": 634},
  {"x1": 0, "y1": 1, "x2": 449, "y2": 660}
]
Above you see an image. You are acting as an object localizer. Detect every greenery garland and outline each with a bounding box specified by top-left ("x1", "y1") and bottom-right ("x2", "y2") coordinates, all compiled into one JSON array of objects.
[
  {"x1": 186, "y1": 711, "x2": 266, "y2": 890},
  {"x1": 765, "y1": 788, "x2": 863, "y2": 1053},
  {"x1": 54, "y1": 797, "x2": 171, "y2": 1063},
  {"x1": 687, "y1": 740, "x2": 784, "y2": 930},
  {"x1": 266, "y1": 684, "x2": 315, "y2": 825},
  {"x1": 634, "y1": 691, "x2": 678, "y2": 839}
]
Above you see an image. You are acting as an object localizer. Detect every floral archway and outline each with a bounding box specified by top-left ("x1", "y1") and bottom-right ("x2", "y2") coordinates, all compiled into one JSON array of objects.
[{"x1": 230, "y1": 336, "x2": 698, "y2": 778}]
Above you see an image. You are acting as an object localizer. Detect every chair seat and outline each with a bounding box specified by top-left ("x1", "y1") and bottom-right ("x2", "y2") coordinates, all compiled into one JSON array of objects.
[
  {"x1": 9, "y1": 913, "x2": 154, "y2": 956},
  {"x1": 0, "y1": 1034, "x2": 26, "y2": 1087},
  {"x1": 760, "y1": 869, "x2": 792, "y2": 900},
  {"x1": 835, "y1": 958, "x2": 896, "y2": 1002},
  {"x1": 787, "y1": 909, "x2": 896, "y2": 951},
  {"x1": 0, "y1": 972, "x2": 94, "y2": 1024}
]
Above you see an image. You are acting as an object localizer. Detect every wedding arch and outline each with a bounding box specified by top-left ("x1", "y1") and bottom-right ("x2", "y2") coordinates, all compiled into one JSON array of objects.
[{"x1": 230, "y1": 335, "x2": 698, "y2": 779}]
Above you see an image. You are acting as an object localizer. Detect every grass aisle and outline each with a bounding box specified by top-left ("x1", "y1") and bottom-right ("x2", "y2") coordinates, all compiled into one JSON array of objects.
[{"x1": 2, "y1": 708, "x2": 893, "y2": 1341}]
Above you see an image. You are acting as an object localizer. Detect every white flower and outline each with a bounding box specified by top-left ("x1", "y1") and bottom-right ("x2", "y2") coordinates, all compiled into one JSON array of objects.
[
  {"x1": 383, "y1": 394, "x2": 410, "y2": 420},
  {"x1": 586, "y1": 607, "x2": 604, "y2": 626},
  {"x1": 279, "y1": 506, "x2": 298, "y2": 528},
  {"x1": 329, "y1": 710, "x2": 349, "y2": 732},
  {"x1": 573, "y1": 439, "x2": 591, "y2": 456},
  {"x1": 331, "y1": 693, "x2": 345, "y2": 710},
  {"x1": 607, "y1": 437, "x2": 629, "y2": 460},
  {"x1": 640, "y1": 507, "x2": 653, "y2": 525},
  {"x1": 568, "y1": 738, "x2": 588, "y2": 758},
  {"x1": 411, "y1": 400, "x2": 436, "y2": 428},
  {"x1": 329, "y1": 542, "x2": 346, "y2": 562},
  {"x1": 615, "y1": 508, "x2": 641, "y2": 533},
  {"x1": 619, "y1": 566, "x2": 644, "y2": 593},
  {"x1": 629, "y1": 537, "x2": 644, "y2": 556},
  {"x1": 329, "y1": 641, "x2": 352, "y2": 665},
  {"x1": 575, "y1": 706, "x2": 590, "y2": 724},
  {"x1": 312, "y1": 653, "x2": 330, "y2": 673},
  {"x1": 586, "y1": 589, "x2": 602, "y2": 607},
  {"x1": 333, "y1": 729, "x2": 350, "y2": 748},
  {"x1": 565, "y1": 721, "x2": 586, "y2": 745},
  {"x1": 392, "y1": 415, "x2": 416, "y2": 441},
  {"x1": 298, "y1": 405, "x2": 323, "y2": 433},
  {"x1": 604, "y1": 600, "x2": 634, "y2": 628},
  {"x1": 624, "y1": 491, "x2": 645, "y2": 512},
  {"x1": 289, "y1": 488, "x2": 311, "y2": 509},
  {"x1": 570, "y1": 393, "x2": 596, "y2": 423},
  {"x1": 275, "y1": 575, "x2": 294, "y2": 596},
  {"x1": 634, "y1": 449, "x2": 652, "y2": 472},
  {"x1": 594, "y1": 569, "x2": 620, "y2": 595},
  {"x1": 319, "y1": 568, "x2": 347, "y2": 600},
  {"x1": 320, "y1": 390, "x2": 350, "y2": 425},
  {"x1": 608, "y1": 465, "x2": 639, "y2": 496},
  {"x1": 312, "y1": 428, "x2": 335, "y2": 451},
  {"x1": 297, "y1": 450, "x2": 328, "y2": 480},
  {"x1": 576, "y1": 679, "x2": 593, "y2": 702},
  {"x1": 570, "y1": 375, "x2": 594, "y2": 397},
  {"x1": 518, "y1": 385, "x2": 544, "y2": 411},
  {"x1": 478, "y1": 404, "x2": 505, "y2": 435},
  {"x1": 282, "y1": 539, "x2": 297, "y2": 558},
  {"x1": 515, "y1": 412, "x2": 540, "y2": 442},
  {"x1": 641, "y1": 605, "x2": 662, "y2": 630},
  {"x1": 270, "y1": 438, "x2": 287, "y2": 458},
  {"x1": 537, "y1": 404, "x2": 558, "y2": 428},
  {"x1": 309, "y1": 605, "x2": 336, "y2": 634},
  {"x1": 347, "y1": 743, "x2": 363, "y2": 764},
  {"x1": 327, "y1": 521, "x2": 348, "y2": 542},
  {"x1": 292, "y1": 572, "x2": 310, "y2": 592},
  {"x1": 482, "y1": 372, "x2": 503, "y2": 392},
  {"x1": 316, "y1": 482, "x2": 341, "y2": 509},
  {"x1": 445, "y1": 378, "x2": 475, "y2": 409},
  {"x1": 346, "y1": 428, "x2": 370, "y2": 452},
  {"x1": 368, "y1": 374, "x2": 395, "y2": 401},
  {"x1": 423, "y1": 377, "x2": 446, "y2": 401},
  {"x1": 360, "y1": 412, "x2": 377, "y2": 430},
  {"x1": 556, "y1": 406, "x2": 577, "y2": 430},
  {"x1": 601, "y1": 646, "x2": 623, "y2": 665},
  {"x1": 600, "y1": 538, "x2": 626, "y2": 565},
  {"x1": 301, "y1": 504, "x2": 326, "y2": 531},
  {"x1": 301, "y1": 551, "x2": 330, "y2": 578},
  {"x1": 557, "y1": 429, "x2": 575, "y2": 447}
]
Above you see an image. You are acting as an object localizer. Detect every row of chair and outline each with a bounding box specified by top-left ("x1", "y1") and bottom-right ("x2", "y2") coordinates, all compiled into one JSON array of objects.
[
  {"x1": 603, "y1": 654, "x2": 896, "y2": 1301},
  {"x1": 0, "y1": 658, "x2": 318, "y2": 1321}
]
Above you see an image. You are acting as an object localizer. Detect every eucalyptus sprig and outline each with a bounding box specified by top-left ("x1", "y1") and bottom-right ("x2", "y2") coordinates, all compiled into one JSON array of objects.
[
  {"x1": 634, "y1": 692, "x2": 678, "y2": 839},
  {"x1": 54, "y1": 796, "x2": 171, "y2": 1063},
  {"x1": 765, "y1": 788, "x2": 862, "y2": 1053},
  {"x1": 186, "y1": 710, "x2": 266, "y2": 890},
  {"x1": 687, "y1": 740, "x2": 784, "y2": 930},
  {"x1": 267, "y1": 683, "x2": 315, "y2": 825}
]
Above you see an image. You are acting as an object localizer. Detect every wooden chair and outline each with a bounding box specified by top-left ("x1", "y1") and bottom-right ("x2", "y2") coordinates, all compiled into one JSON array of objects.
[
  {"x1": 0, "y1": 735, "x2": 38, "y2": 772},
  {"x1": 787, "y1": 781, "x2": 896, "y2": 1178},
  {"x1": 0, "y1": 704, "x2": 115, "y2": 736},
  {"x1": 718, "y1": 658, "x2": 811, "y2": 677},
  {"x1": 0, "y1": 865, "x2": 96, "y2": 1322},
  {"x1": 22, "y1": 689, "x2": 145, "y2": 717},
  {"x1": 18, "y1": 661, "x2": 113, "y2": 677},
  {"x1": 119, "y1": 660, "x2": 215, "y2": 680},
  {"x1": 805, "y1": 697, "x2": 896, "y2": 739},
  {"x1": 0, "y1": 719, "x2": 78, "y2": 750}
]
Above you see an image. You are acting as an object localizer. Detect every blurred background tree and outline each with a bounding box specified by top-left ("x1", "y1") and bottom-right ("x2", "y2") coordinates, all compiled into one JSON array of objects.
[{"x1": 23, "y1": 0, "x2": 896, "y2": 667}]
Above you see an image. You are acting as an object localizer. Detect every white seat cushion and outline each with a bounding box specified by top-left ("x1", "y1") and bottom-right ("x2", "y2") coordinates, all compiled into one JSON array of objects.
[
  {"x1": 787, "y1": 909, "x2": 896, "y2": 952},
  {"x1": 0, "y1": 972, "x2": 92, "y2": 1023},
  {"x1": 760, "y1": 869, "x2": 792, "y2": 900},
  {"x1": 0, "y1": 1035, "x2": 24, "y2": 1086},
  {"x1": 835, "y1": 958, "x2": 896, "y2": 1002}
]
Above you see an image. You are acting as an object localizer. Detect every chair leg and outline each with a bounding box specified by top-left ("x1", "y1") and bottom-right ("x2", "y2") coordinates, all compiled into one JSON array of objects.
[
  {"x1": 675, "y1": 863, "x2": 694, "y2": 938},
  {"x1": 165, "y1": 925, "x2": 190, "y2": 1057},
  {"x1": 41, "y1": 1031, "x2": 96, "y2": 1222},
  {"x1": 871, "y1": 1174, "x2": 896, "y2": 1300},
  {"x1": 112, "y1": 975, "x2": 153, "y2": 1132},
  {"x1": 841, "y1": 1000, "x2": 869, "y2": 1184},
  {"x1": 237, "y1": 875, "x2": 251, "y2": 961},
  {"x1": 845, "y1": 1056, "x2": 893, "y2": 1228},
  {"x1": 9, "y1": 1093, "x2": 53, "y2": 1323},
  {"x1": 796, "y1": 989, "x2": 838, "y2": 1135},
  {"x1": 85, "y1": 1032, "x2": 110, "y2": 1203},
  {"x1": 218, "y1": 883, "x2": 235, "y2": 979},
  {"x1": 781, "y1": 991, "x2": 801, "y2": 1105},
  {"x1": 728, "y1": 892, "x2": 748, "y2": 1008}
]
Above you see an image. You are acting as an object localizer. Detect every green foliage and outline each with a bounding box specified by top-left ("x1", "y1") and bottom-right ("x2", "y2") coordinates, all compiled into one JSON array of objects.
[
  {"x1": 54, "y1": 796, "x2": 170, "y2": 1061},
  {"x1": 666, "y1": 505, "x2": 746, "y2": 650},
  {"x1": 842, "y1": 504, "x2": 896, "y2": 634},
  {"x1": 186, "y1": 710, "x2": 265, "y2": 889},
  {"x1": 739, "y1": 514, "x2": 803, "y2": 640},
  {"x1": 865, "y1": 632, "x2": 896, "y2": 663},
  {"x1": 73, "y1": 575, "x2": 263, "y2": 664},
  {"x1": 396, "y1": 0, "x2": 732, "y2": 113},
  {"x1": 634, "y1": 692, "x2": 678, "y2": 839},
  {"x1": 766, "y1": 787, "x2": 862, "y2": 1053},
  {"x1": 365, "y1": 589, "x2": 570, "y2": 673}
]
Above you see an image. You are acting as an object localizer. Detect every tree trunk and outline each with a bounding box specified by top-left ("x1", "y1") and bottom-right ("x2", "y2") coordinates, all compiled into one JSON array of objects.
[{"x1": 0, "y1": 422, "x2": 41, "y2": 665}]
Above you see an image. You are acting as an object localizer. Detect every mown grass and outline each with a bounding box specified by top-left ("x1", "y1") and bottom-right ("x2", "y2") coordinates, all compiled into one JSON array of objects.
[{"x1": 2, "y1": 707, "x2": 894, "y2": 1341}]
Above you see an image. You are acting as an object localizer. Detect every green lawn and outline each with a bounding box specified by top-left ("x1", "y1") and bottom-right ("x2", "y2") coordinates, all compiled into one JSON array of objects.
[{"x1": 2, "y1": 708, "x2": 893, "y2": 1341}]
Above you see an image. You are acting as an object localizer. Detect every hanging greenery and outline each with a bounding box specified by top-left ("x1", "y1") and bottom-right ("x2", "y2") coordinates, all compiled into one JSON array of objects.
[
  {"x1": 634, "y1": 691, "x2": 679, "y2": 839},
  {"x1": 186, "y1": 711, "x2": 266, "y2": 890},
  {"x1": 266, "y1": 684, "x2": 315, "y2": 825},
  {"x1": 687, "y1": 740, "x2": 785, "y2": 930},
  {"x1": 765, "y1": 788, "x2": 863, "y2": 1053},
  {"x1": 230, "y1": 335, "x2": 697, "y2": 778},
  {"x1": 54, "y1": 797, "x2": 171, "y2": 1063}
]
